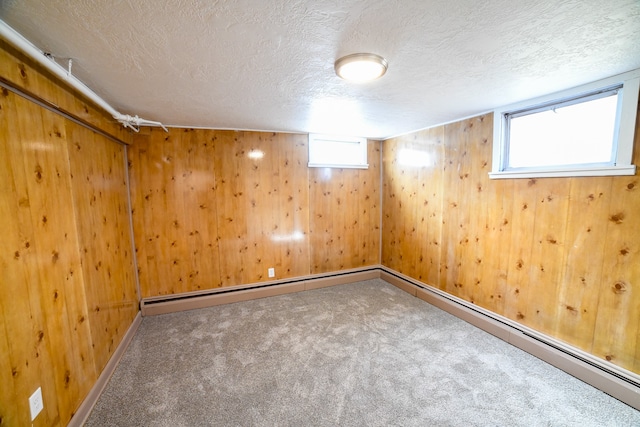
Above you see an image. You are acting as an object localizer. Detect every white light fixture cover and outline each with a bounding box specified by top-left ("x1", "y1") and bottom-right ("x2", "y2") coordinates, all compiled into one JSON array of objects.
[{"x1": 335, "y1": 53, "x2": 388, "y2": 83}]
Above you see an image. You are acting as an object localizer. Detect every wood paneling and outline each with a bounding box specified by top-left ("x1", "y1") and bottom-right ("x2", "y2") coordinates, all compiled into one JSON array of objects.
[
  {"x1": 0, "y1": 40, "x2": 133, "y2": 144},
  {"x1": 382, "y1": 106, "x2": 640, "y2": 374},
  {"x1": 213, "y1": 131, "x2": 310, "y2": 285},
  {"x1": 129, "y1": 130, "x2": 381, "y2": 297},
  {"x1": 1, "y1": 53, "x2": 138, "y2": 425},
  {"x1": 382, "y1": 127, "x2": 444, "y2": 283},
  {"x1": 309, "y1": 140, "x2": 381, "y2": 273},
  {"x1": 129, "y1": 128, "x2": 222, "y2": 296},
  {"x1": 593, "y1": 174, "x2": 640, "y2": 370},
  {"x1": 66, "y1": 125, "x2": 139, "y2": 372}
]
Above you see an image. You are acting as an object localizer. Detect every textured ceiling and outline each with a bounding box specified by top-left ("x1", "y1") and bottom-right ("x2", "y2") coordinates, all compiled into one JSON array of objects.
[{"x1": 1, "y1": 0, "x2": 640, "y2": 139}]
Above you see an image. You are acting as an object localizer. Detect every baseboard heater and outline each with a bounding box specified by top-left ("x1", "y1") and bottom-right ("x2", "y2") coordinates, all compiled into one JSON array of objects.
[
  {"x1": 139, "y1": 265, "x2": 640, "y2": 410},
  {"x1": 378, "y1": 267, "x2": 640, "y2": 411},
  {"x1": 140, "y1": 266, "x2": 382, "y2": 316}
]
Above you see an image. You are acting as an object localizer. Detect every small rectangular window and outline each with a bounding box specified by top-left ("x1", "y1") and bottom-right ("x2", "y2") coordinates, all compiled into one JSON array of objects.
[
  {"x1": 490, "y1": 71, "x2": 639, "y2": 179},
  {"x1": 308, "y1": 134, "x2": 368, "y2": 169}
]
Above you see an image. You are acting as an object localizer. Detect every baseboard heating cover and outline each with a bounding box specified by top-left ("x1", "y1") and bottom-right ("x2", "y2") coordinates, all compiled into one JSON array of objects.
[
  {"x1": 379, "y1": 267, "x2": 640, "y2": 411},
  {"x1": 134, "y1": 265, "x2": 639, "y2": 410},
  {"x1": 140, "y1": 267, "x2": 382, "y2": 316}
]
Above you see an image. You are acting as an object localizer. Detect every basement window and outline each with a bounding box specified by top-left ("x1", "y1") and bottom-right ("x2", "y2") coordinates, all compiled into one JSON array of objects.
[
  {"x1": 490, "y1": 71, "x2": 639, "y2": 179},
  {"x1": 308, "y1": 134, "x2": 368, "y2": 169}
]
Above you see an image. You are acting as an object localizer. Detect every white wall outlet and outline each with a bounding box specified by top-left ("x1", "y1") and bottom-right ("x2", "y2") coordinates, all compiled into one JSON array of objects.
[
  {"x1": 29, "y1": 387, "x2": 43, "y2": 421},
  {"x1": 268, "y1": 267, "x2": 275, "y2": 278}
]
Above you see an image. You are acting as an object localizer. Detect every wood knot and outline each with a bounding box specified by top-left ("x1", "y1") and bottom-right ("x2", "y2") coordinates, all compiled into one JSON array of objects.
[
  {"x1": 516, "y1": 312, "x2": 525, "y2": 320},
  {"x1": 609, "y1": 212, "x2": 624, "y2": 224},
  {"x1": 34, "y1": 165, "x2": 43, "y2": 182},
  {"x1": 612, "y1": 281, "x2": 627, "y2": 294}
]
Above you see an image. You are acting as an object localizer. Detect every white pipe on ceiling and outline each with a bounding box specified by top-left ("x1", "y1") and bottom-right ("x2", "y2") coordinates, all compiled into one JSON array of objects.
[{"x1": 0, "y1": 19, "x2": 168, "y2": 132}]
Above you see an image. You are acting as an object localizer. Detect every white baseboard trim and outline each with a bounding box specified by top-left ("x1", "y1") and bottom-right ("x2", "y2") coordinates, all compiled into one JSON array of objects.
[
  {"x1": 379, "y1": 267, "x2": 640, "y2": 410},
  {"x1": 141, "y1": 266, "x2": 383, "y2": 316},
  {"x1": 68, "y1": 312, "x2": 143, "y2": 427}
]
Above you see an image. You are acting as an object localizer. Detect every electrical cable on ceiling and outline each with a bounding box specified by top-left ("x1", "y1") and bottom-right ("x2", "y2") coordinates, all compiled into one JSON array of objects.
[{"x1": 0, "y1": 19, "x2": 168, "y2": 132}]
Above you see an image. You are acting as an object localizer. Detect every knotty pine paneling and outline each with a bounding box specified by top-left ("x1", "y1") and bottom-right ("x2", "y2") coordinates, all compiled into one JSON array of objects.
[
  {"x1": 594, "y1": 175, "x2": 640, "y2": 371},
  {"x1": 382, "y1": 127, "x2": 444, "y2": 284},
  {"x1": 309, "y1": 140, "x2": 381, "y2": 273},
  {"x1": 0, "y1": 40, "x2": 133, "y2": 144},
  {"x1": 129, "y1": 128, "x2": 223, "y2": 296},
  {"x1": 66, "y1": 125, "x2": 139, "y2": 372},
  {"x1": 382, "y1": 108, "x2": 640, "y2": 374},
  {"x1": 0, "y1": 86, "x2": 138, "y2": 424},
  {"x1": 213, "y1": 131, "x2": 310, "y2": 285},
  {"x1": 130, "y1": 130, "x2": 382, "y2": 297}
]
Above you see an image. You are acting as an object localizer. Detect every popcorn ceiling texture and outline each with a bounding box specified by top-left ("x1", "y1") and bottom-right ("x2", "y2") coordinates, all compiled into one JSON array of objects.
[{"x1": 1, "y1": 0, "x2": 639, "y2": 138}]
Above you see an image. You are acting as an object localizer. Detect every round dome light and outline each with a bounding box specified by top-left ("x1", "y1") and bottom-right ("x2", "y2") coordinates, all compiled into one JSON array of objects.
[{"x1": 334, "y1": 53, "x2": 388, "y2": 83}]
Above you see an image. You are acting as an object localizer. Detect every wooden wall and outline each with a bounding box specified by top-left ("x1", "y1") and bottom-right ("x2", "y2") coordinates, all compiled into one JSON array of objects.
[
  {"x1": 382, "y1": 106, "x2": 640, "y2": 374},
  {"x1": 0, "y1": 44, "x2": 138, "y2": 425},
  {"x1": 0, "y1": 40, "x2": 132, "y2": 143},
  {"x1": 129, "y1": 128, "x2": 381, "y2": 297}
]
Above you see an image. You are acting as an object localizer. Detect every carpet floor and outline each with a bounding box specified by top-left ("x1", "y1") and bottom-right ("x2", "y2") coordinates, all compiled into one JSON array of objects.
[{"x1": 85, "y1": 279, "x2": 640, "y2": 426}]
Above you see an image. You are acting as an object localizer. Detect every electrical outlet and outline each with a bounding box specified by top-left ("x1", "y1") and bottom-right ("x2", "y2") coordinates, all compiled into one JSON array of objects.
[
  {"x1": 29, "y1": 387, "x2": 43, "y2": 421},
  {"x1": 268, "y1": 267, "x2": 275, "y2": 278}
]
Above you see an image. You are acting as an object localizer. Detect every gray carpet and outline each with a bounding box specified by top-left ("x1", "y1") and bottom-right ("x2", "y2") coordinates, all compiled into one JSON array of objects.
[{"x1": 85, "y1": 279, "x2": 640, "y2": 426}]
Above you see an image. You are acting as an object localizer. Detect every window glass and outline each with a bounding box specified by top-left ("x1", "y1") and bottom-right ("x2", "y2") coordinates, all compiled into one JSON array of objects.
[
  {"x1": 507, "y1": 92, "x2": 618, "y2": 169},
  {"x1": 490, "y1": 71, "x2": 639, "y2": 179},
  {"x1": 308, "y1": 134, "x2": 368, "y2": 169}
]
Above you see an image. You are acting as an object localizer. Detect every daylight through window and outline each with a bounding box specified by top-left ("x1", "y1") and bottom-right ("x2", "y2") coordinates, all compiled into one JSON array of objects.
[
  {"x1": 308, "y1": 134, "x2": 368, "y2": 169},
  {"x1": 490, "y1": 71, "x2": 639, "y2": 179}
]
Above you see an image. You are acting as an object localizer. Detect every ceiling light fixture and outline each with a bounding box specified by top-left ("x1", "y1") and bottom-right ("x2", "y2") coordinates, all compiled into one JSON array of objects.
[{"x1": 334, "y1": 53, "x2": 388, "y2": 83}]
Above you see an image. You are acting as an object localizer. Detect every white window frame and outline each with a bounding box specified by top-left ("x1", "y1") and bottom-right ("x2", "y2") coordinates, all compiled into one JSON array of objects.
[
  {"x1": 490, "y1": 69, "x2": 640, "y2": 179},
  {"x1": 308, "y1": 134, "x2": 368, "y2": 169}
]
